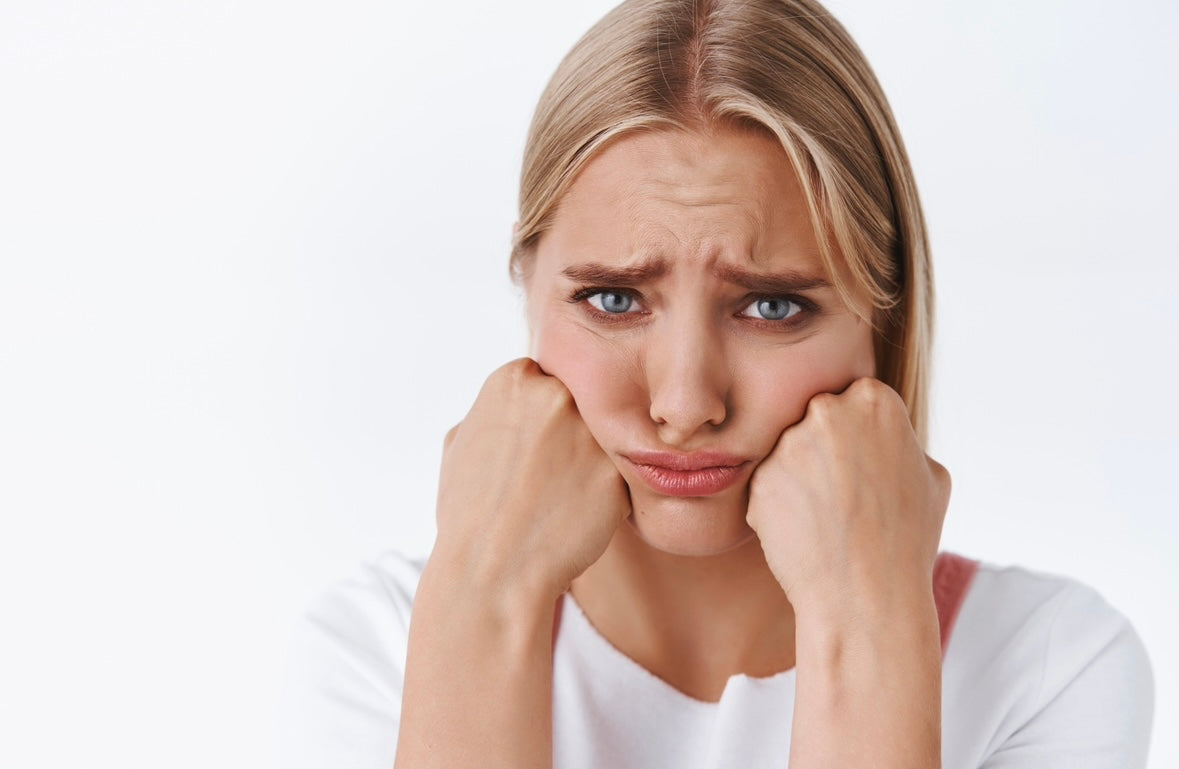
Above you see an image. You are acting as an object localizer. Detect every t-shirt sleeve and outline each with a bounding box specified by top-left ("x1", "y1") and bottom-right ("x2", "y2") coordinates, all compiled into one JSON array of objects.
[
  {"x1": 976, "y1": 583, "x2": 1154, "y2": 769},
  {"x1": 279, "y1": 552, "x2": 423, "y2": 769}
]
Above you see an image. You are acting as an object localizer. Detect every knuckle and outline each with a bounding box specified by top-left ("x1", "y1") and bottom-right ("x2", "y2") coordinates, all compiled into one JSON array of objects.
[
  {"x1": 807, "y1": 391, "x2": 837, "y2": 417},
  {"x1": 928, "y1": 458, "x2": 952, "y2": 497},
  {"x1": 850, "y1": 377, "x2": 893, "y2": 405},
  {"x1": 485, "y1": 358, "x2": 543, "y2": 397},
  {"x1": 535, "y1": 370, "x2": 575, "y2": 409},
  {"x1": 851, "y1": 379, "x2": 910, "y2": 426},
  {"x1": 937, "y1": 464, "x2": 952, "y2": 494},
  {"x1": 498, "y1": 357, "x2": 538, "y2": 383}
]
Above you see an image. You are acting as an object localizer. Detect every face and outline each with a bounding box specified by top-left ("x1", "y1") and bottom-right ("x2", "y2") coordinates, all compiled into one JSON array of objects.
[{"x1": 525, "y1": 126, "x2": 876, "y2": 556}]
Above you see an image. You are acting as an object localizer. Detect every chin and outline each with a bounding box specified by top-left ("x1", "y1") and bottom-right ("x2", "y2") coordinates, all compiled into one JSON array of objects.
[{"x1": 625, "y1": 489, "x2": 757, "y2": 557}]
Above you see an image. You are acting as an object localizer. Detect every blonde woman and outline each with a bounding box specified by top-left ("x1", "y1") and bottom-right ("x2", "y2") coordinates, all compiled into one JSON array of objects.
[{"x1": 283, "y1": 1, "x2": 1153, "y2": 766}]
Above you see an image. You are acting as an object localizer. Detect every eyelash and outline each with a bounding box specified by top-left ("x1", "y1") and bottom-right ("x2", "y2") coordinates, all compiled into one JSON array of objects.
[
  {"x1": 565, "y1": 286, "x2": 820, "y2": 329},
  {"x1": 567, "y1": 287, "x2": 644, "y2": 323}
]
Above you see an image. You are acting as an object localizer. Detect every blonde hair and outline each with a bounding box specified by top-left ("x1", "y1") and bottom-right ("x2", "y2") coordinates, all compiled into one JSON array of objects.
[{"x1": 510, "y1": 0, "x2": 934, "y2": 444}]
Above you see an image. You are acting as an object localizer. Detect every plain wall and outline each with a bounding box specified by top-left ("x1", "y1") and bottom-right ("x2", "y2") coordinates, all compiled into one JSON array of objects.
[{"x1": 1, "y1": 1, "x2": 1175, "y2": 766}]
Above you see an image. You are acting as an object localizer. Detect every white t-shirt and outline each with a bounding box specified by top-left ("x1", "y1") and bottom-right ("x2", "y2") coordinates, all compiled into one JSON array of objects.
[{"x1": 280, "y1": 552, "x2": 1153, "y2": 768}]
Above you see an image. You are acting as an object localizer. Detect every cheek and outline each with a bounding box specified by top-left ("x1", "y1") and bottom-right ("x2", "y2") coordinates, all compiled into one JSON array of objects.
[
  {"x1": 533, "y1": 315, "x2": 642, "y2": 438},
  {"x1": 741, "y1": 325, "x2": 876, "y2": 439},
  {"x1": 739, "y1": 352, "x2": 827, "y2": 436}
]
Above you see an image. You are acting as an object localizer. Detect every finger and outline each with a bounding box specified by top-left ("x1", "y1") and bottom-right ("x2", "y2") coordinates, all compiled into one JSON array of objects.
[
  {"x1": 832, "y1": 374, "x2": 883, "y2": 398},
  {"x1": 443, "y1": 422, "x2": 461, "y2": 451}
]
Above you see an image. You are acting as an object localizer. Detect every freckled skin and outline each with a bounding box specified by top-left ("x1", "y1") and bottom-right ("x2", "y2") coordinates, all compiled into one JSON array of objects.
[{"x1": 525, "y1": 126, "x2": 876, "y2": 556}]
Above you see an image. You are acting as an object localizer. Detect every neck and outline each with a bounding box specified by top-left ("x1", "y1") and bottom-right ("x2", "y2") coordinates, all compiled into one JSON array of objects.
[{"x1": 569, "y1": 522, "x2": 796, "y2": 703}]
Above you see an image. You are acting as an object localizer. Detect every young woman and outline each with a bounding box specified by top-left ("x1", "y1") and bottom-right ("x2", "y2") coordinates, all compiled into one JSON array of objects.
[{"x1": 283, "y1": 1, "x2": 1153, "y2": 766}]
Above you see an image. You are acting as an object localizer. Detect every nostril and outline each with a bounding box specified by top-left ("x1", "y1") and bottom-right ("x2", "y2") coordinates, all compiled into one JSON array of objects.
[{"x1": 648, "y1": 391, "x2": 728, "y2": 436}]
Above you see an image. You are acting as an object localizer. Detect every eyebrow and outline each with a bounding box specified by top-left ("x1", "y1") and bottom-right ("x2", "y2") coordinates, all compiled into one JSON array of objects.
[
  {"x1": 712, "y1": 264, "x2": 832, "y2": 293},
  {"x1": 561, "y1": 260, "x2": 669, "y2": 285},
  {"x1": 561, "y1": 259, "x2": 831, "y2": 293}
]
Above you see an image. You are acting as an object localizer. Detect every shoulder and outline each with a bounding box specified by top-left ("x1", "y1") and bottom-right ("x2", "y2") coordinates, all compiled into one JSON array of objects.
[
  {"x1": 952, "y1": 559, "x2": 1149, "y2": 677},
  {"x1": 281, "y1": 551, "x2": 426, "y2": 769},
  {"x1": 302, "y1": 550, "x2": 426, "y2": 649},
  {"x1": 943, "y1": 558, "x2": 1154, "y2": 768},
  {"x1": 296, "y1": 551, "x2": 426, "y2": 690}
]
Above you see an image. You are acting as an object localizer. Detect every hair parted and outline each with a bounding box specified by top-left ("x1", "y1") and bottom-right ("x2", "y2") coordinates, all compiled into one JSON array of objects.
[{"x1": 510, "y1": 0, "x2": 934, "y2": 444}]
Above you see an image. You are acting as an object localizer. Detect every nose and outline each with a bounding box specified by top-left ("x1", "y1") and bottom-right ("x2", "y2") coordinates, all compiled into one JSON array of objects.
[{"x1": 645, "y1": 318, "x2": 731, "y2": 444}]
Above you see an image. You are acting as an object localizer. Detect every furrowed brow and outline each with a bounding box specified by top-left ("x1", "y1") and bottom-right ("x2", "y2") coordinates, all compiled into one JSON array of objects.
[
  {"x1": 714, "y1": 264, "x2": 831, "y2": 293},
  {"x1": 561, "y1": 259, "x2": 669, "y2": 285}
]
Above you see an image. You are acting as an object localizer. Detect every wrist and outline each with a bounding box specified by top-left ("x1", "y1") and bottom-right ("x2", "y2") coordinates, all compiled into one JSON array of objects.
[
  {"x1": 424, "y1": 537, "x2": 563, "y2": 613},
  {"x1": 792, "y1": 576, "x2": 938, "y2": 643},
  {"x1": 398, "y1": 541, "x2": 558, "y2": 769},
  {"x1": 788, "y1": 559, "x2": 934, "y2": 619}
]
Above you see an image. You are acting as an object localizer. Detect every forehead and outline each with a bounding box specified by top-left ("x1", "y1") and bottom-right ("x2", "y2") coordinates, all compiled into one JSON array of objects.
[{"x1": 542, "y1": 126, "x2": 827, "y2": 275}]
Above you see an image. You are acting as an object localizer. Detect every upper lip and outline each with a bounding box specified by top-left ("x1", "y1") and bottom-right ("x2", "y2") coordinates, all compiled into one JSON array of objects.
[{"x1": 624, "y1": 450, "x2": 749, "y2": 471}]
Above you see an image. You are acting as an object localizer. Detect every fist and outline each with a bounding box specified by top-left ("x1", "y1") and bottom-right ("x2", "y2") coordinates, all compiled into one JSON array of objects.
[
  {"x1": 746, "y1": 378, "x2": 950, "y2": 615},
  {"x1": 435, "y1": 358, "x2": 631, "y2": 599}
]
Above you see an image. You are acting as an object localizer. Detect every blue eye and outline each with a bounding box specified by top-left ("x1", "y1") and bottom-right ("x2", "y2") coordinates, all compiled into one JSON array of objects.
[
  {"x1": 743, "y1": 297, "x2": 801, "y2": 321},
  {"x1": 588, "y1": 291, "x2": 636, "y2": 314}
]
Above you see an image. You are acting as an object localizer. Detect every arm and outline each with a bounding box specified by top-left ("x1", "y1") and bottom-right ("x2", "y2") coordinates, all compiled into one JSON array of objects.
[
  {"x1": 747, "y1": 378, "x2": 949, "y2": 768},
  {"x1": 790, "y1": 583, "x2": 943, "y2": 768},
  {"x1": 393, "y1": 549, "x2": 557, "y2": 769},
  {"x1": 393, "y1": 359, "x2": 629, "y2": 769}
]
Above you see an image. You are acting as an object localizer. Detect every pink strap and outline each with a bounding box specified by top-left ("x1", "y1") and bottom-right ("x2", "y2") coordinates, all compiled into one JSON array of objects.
[{"x1": 933, "y1": 552, "x2": 980, "y2": 655}]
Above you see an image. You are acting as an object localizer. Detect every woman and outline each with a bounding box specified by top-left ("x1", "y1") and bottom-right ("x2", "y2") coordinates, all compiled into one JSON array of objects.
[{"x1": 283, "y1": 1, "x2": 1153, "y2": 766}]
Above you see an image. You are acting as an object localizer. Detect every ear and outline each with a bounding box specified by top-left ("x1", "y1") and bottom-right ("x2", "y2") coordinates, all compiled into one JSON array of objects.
[{"x1": 511, "y1": 221, "x2": 520, "y2": 241}]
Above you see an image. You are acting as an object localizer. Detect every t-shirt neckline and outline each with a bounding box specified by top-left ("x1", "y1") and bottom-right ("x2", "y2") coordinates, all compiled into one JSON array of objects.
[{"x1": 558, "y1": 591, "x2": 797, "y2": 708}]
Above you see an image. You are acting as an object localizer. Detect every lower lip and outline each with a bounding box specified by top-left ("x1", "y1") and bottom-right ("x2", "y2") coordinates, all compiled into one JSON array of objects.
[{"x1": 627, "y1": 461, "x2": 749, "y2": 497}]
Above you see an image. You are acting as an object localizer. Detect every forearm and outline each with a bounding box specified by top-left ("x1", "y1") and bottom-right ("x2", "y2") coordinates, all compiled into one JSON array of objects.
[
  {"x1": 789, "y1": 587, "x2": 942, "y2": 769},
  {"x1": 393, "y1": 550, "x2": 556, "y2": 769}
]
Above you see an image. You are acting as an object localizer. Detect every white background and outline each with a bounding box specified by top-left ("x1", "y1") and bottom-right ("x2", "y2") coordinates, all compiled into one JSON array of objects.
[{"x1": 1, "y1": 1, "x2": 1175, "y2": 766}]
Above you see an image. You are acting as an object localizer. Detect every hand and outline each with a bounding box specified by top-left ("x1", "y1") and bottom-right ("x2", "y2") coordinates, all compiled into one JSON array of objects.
[
  {"x1": 745, "y1": 377, "x2": 950, "y2": 617},
  {"x1": 433, "y1": 358, "x2": 632, "y2": 600}
]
